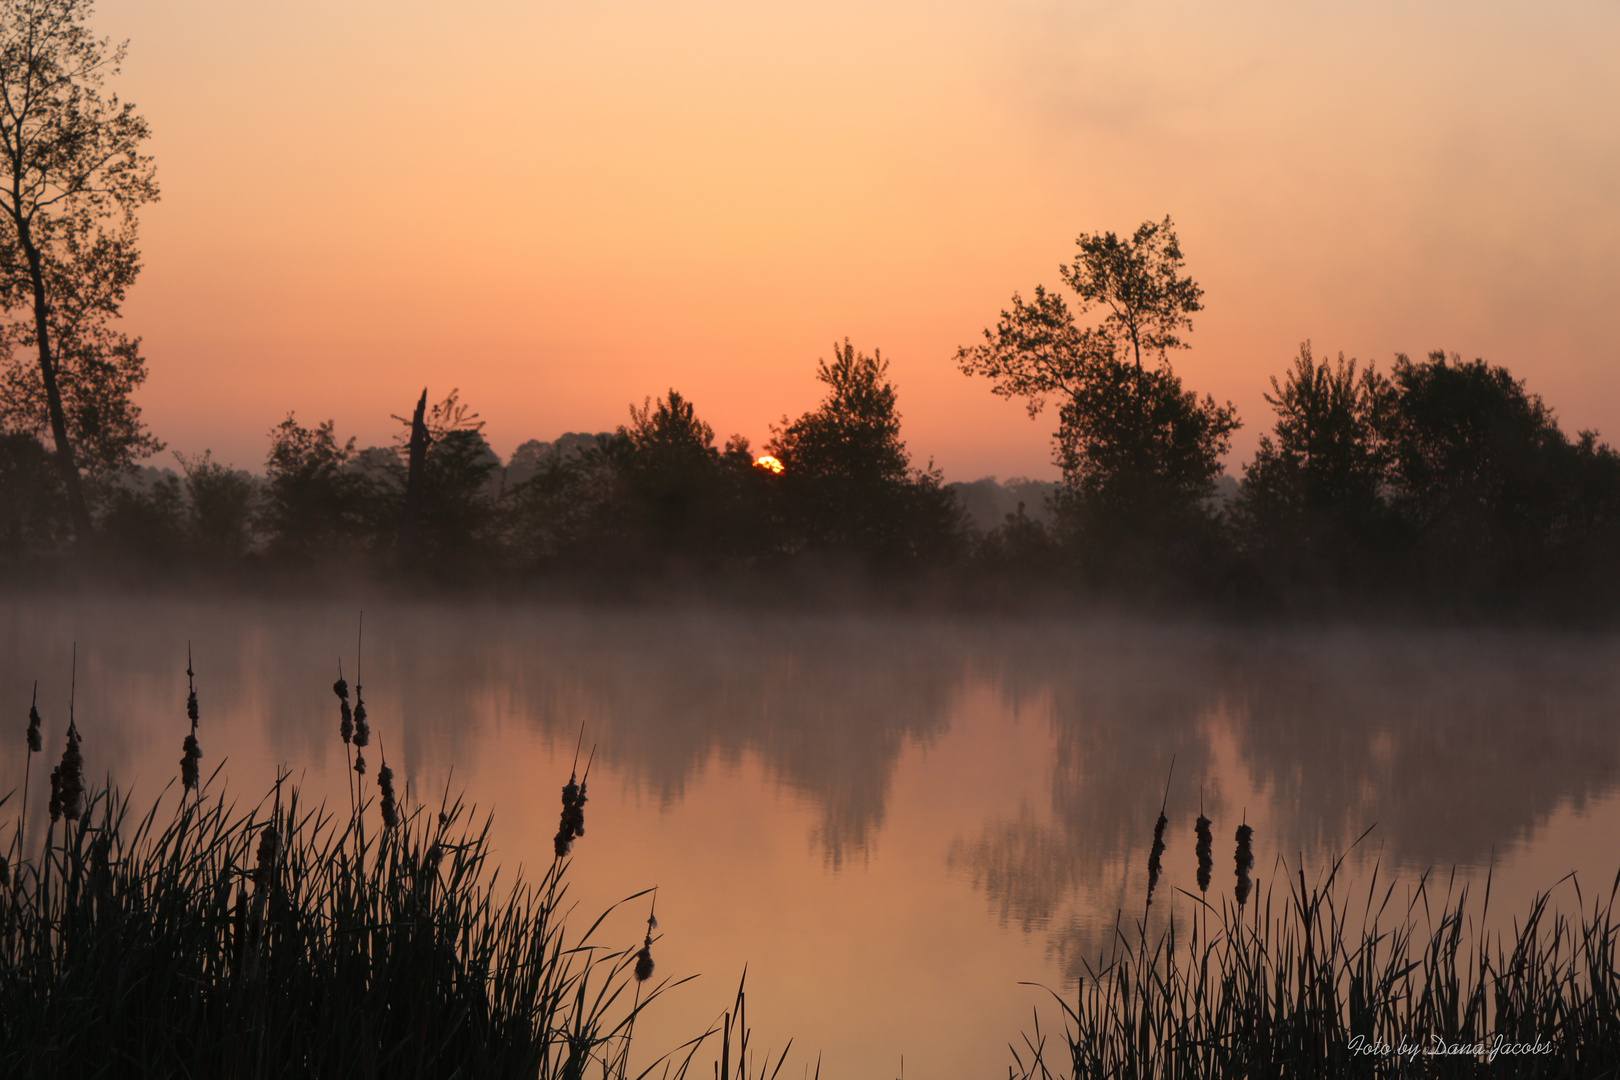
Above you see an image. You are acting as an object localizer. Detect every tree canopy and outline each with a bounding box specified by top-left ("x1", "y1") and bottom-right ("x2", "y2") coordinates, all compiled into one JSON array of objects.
[
  {"x1": 958, "y1": 217, "x2": 1238, "y2": 553},
  {"x1": 0, "y1": 0, "x2": 158, "y2": 542}
]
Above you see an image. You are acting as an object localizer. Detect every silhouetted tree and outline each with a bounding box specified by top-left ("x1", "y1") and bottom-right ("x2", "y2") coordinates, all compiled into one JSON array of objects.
[
  {"x1": 1234, "y1": 343, "x2": 1395, "y2": 593},
  {"x1": 0, "y1": 0, "x2": 159, "y2": 543},
  {"x1": 389, "y1": 389, "x2": 497, "y2": 569},
  {"x1": 175, "y1": 451, "x2": 259, "y2": 561},
  {"x1": 260, "y1": 414, "x2": 378, "y2": 561},
  {"x1": 958, "y1": 218, "x2": 1237, "y2": 576},
  {"x1": 0, "y1": 430, "x2": 67, "y2": 558},
  {"x1": 768, "y1": 340, "x2": 962, "y2": 563},
  {"x1": 1377, "y1": 350, "x2": 1605, "y2": 601}
]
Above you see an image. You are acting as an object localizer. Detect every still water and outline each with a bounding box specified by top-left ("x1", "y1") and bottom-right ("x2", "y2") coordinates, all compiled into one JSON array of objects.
[{"x1": 4, "y1": 596, "x2": 1619, "y2": 1076}]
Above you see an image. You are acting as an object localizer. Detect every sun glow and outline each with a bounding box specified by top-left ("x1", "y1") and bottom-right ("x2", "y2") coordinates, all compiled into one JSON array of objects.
[{"x1": 754, "y1": 455, "x2": 784, "y2": 474}]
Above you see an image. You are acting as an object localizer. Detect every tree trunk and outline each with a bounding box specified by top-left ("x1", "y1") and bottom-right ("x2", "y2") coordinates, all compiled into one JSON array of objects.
[
  {"x1": 397, "y1": 388, "x2": 430, "y2": 563},
  {"x1": 20, "y1": 219, "x2": 93, "y2": 544}
]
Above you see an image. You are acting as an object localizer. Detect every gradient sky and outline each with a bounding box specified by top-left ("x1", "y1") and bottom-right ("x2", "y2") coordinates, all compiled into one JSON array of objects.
[{"x1": 97, "y1": 0, "x2": 1620, "y2": 481}]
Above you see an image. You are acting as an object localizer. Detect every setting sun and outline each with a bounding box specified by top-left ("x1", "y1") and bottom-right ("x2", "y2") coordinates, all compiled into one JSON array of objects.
[{"x1": 754, "y1": 455, "x2": 784, "y2": 474}]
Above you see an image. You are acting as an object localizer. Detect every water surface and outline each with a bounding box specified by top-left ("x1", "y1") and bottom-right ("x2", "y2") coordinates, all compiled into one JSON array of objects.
[{"x1": 3, "y1": 597, "x2": 1618, "y2": 1075}]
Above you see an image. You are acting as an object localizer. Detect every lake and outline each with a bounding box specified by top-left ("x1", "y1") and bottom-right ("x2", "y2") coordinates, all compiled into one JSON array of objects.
[{"x1": 4, "y1": 595, "x2": 1619, "y2": 1076}]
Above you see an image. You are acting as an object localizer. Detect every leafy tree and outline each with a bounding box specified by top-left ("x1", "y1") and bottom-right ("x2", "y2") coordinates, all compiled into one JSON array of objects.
[
  {"x1": 260, "y1": 414, "x2": 378, "y2": 561},
  {"x1": 1376, "y1": 351, "x2": 1594, "y2": 598},
  {"x1": 1234, "y1": 342, "x2": 1395, "y2": 590},
  {"x1": 0, "y1": 0, "x2": 158, "y2": 543},
  {"x1": 768, "y1": 339, "x2": 962, "y2": 562},
  {"x1": 175, "y1": 450, "x2": 259, "y2": 561},
  {"x1": 0, "y1": 429, "x2": 66, "y2": 558},
  {"x1": 958, "y1": 217, "x2": 1238, "y2": 555}
]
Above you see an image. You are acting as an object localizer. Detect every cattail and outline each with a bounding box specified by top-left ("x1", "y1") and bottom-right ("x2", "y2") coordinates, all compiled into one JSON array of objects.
[
  {"x1": 48, "y1": 765, "x2": 62, "y2": 823},
  {"x1": 554, "y1": 774, "x2": 579, "y2": 858},
  {"x1": 1235, "y1": 822, "x2": 1254, "y2": 907},
  {"x1": 253, "y1": 824, "x2": 280, "y2": 889},
  {"x1": 378, "y1": 763, "x2": 398, "y2": 829},
  {"x1": 634, "y1": 938, "x2": 654, "y2": 981},
  {"x1": 634, "y1": 900, "x2": 657, "y2": 981},
  {"x1": 180, "y1": 733, "x2": 202, "y2": 792},
  {"x1": 1195, "y1": 814, "x2": 1213, "y2": 893},
  {"x1": 352, "y1": 690, "x2": 370, "y2": 749},
  {"x1": 1146, "y1": 810, "x2": 1168, "y2": 907},
  {"x1": 354, "y1": 749, "x2": 366, "y2": 777},
  {"x1": 335, "y1": 666, "x2": 353, "y2": 744},
  {"x1": 231, "y1": 886, "x2": 249, "y2": 977},
  {"x1": 181, "y1": 654, "x2": 203, "y2": 793},
  {"x1": 26, "y1": 687, "x2": 41, "y2": 753},
  {"x1": 0, "y1": 851, "x2": 9, "y2": 889},
  {"x1": 57, "y1": 722, "x2": 83, "y2": 821}
]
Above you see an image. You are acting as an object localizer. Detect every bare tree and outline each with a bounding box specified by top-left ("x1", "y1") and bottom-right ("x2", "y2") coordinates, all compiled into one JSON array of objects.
[{"x1": 0, "y1": 0, "x2": 157, "y2": 544}]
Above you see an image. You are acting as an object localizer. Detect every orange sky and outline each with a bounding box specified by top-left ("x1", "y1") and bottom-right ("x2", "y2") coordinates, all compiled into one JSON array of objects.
[{"x1": 100, "y1": 0, "x2": 1620, "y2": 481}]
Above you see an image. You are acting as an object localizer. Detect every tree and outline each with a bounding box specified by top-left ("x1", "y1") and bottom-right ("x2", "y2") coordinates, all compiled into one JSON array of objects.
[
  {"x1": 957, "y1": 217, "x2": 1238, "y2": 547},
  {"x1": 1234, "y1": 342, "x2": 1394, "y2": 590},
  {"x1": 0, "y1": 0, "x2": 158, "y2": 543},
  {"x1": 260, "y1": 414, "x2": 378, "y2": 560},
  {"x1": 768, "y1": 339, "x2": 962, "y2": 561},
  {"x1": 1377, "y1": 351, "x2": 1588, "y2": 598}
]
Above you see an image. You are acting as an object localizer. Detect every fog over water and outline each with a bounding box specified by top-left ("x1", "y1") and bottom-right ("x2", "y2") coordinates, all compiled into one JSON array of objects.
[{"x1": 3, "y1": 596, "x2": 1618, "y2": 1074}]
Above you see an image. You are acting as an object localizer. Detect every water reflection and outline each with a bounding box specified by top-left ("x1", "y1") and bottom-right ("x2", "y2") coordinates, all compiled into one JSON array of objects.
[{"x1": 3, "y1": 598, "x2": 1618, "y2": 1071}]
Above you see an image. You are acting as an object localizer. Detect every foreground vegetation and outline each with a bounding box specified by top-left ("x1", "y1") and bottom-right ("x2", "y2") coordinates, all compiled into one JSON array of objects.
[
  {"x1": 0, "y1": 664, "x2": 807, "y2": 1079},
  {"x1": 1013, "y1": 824, "x2": 1620, "y2": 1079}
]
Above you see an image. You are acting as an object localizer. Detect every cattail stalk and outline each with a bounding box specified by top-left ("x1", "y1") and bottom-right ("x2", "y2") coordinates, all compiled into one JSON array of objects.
[
  {"x1": 554, "y1": 744, "x2": 593, "y2": 859},
  {"x1": 1195, "y1": 812, "x2": 1213, "y2": 895},
  {"x1": 180, "y1": 647, "x2": 203, "y2": 798},
  {"x1": 1145, "y1": 756, "x2": 1174, "y2": 909},
  {"x1": 22, "y1": 681, "x2": 41, "y2": 851},
  {"x1": 634, "y1": 893, "x2": 657, "y2": 982},
  {"x1": 377, "y1": 733, "x2": 398, "y2": 830},
  {"x1": 1235, "y1": 819, "x2": 1255, "y2": 907}
]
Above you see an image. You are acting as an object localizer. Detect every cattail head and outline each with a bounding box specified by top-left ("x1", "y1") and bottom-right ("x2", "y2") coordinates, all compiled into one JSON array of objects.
[
  {"x1": 181, "y1": 733, "x2": 202, "y2": 792},
  {"x1": 26, "y1": 687, "x2": 41, "y2": 753},
  {"x1": 339, "y1": 699, "x2": 353, "y2": 744},
  {"x1": 57, "y1": 723, "x2": 84, "y2": 821},
  {"x1": 1146, "y1": 811, "x2": 1168, "y2": 907},
  {"x1": 634, "y1": 940, "x2": 654, "y2": 982},
  {"x1": 353, "y1": 694, "x2": 370, "y2": 749},
  {"x1": 1195, "y1": 814, "x2": 1213, "y2": 894},
  {"x1": 378, "y1": 763, "x2": 398, "y2": 828},
  {"x1": 634, "y1": 899, "x2": 657, "y2": 981},
  {"x1": 253, "y1": 824, "x2": 280, "y2": 889},
  {"x1": 1234, "y1": 822, "x2": 1255, "y2": 907},
  {"x1": 186, "y1": 651, "x2": 199, "y2": 727},
  {"x1": 48, "y1": 765, "x2": 62, "y2": 823},
  {"x1": 333, "y1": 676, "x2": 349, "y2": 701},
  {"x1": 424, "y1": 843, "x2": 443, "y2": 873},
  {"x1": 354, "y1": 749, "x2": 367, "y2": 777},
  {"x1": 554, "y1": 772, "x2": 585, "y2": 858}
]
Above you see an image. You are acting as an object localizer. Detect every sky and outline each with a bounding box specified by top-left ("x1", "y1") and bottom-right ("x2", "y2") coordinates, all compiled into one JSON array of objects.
[{"x1": 96, "y1": 0, "x2": 1620, "y2": 482}]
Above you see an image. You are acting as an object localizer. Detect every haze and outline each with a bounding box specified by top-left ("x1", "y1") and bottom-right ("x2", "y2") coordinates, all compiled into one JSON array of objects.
[{"x1": 103, "y1": 0, "x2": 1620, "y2": 479}]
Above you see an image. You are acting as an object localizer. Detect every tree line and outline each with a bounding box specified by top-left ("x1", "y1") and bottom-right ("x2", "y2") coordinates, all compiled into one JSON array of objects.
[{"x1": 1, "y1": 0, "x2": 1618, "y2": 615}]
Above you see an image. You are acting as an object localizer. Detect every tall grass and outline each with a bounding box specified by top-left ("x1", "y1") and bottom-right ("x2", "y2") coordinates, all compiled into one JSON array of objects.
[
  {"x1": 0, "y1": 701, "x2": 708, "y2": 1078},
  {"x1": 1013, "y1": 831, "x2": 1620, "y2": 1079}
]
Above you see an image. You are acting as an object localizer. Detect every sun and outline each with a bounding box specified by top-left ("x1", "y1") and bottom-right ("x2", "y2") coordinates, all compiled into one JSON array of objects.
[{"x1": 753, "y1": 455, "x2": 784, "y2": 474}]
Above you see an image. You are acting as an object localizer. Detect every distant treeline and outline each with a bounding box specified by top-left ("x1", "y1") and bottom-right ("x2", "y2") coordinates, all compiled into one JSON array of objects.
[
  {"x1": 2, "y1": 340, "x2": 1618, "y2": 619},
  {"x1": 6, "y1": 217, "x2": 1620, "y2": 618}
]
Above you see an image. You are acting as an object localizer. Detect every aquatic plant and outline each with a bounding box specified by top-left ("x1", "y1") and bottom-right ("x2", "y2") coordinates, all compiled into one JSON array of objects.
[
  {"x1": 0, "y1": 681, "x2": 714, "y2": 1080},
  {"x1": 1011, "y1": 808, "x2": 1620, "y2": 1079}
]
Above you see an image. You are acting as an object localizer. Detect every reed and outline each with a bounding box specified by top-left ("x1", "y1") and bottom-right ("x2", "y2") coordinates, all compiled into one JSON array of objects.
[
  {"x1": 1012, "y1": 811, "x2": 1620, "y2": 1079},
  {"x1": 0, "y1": 682, "x2": 722, "y2": 1080}
]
